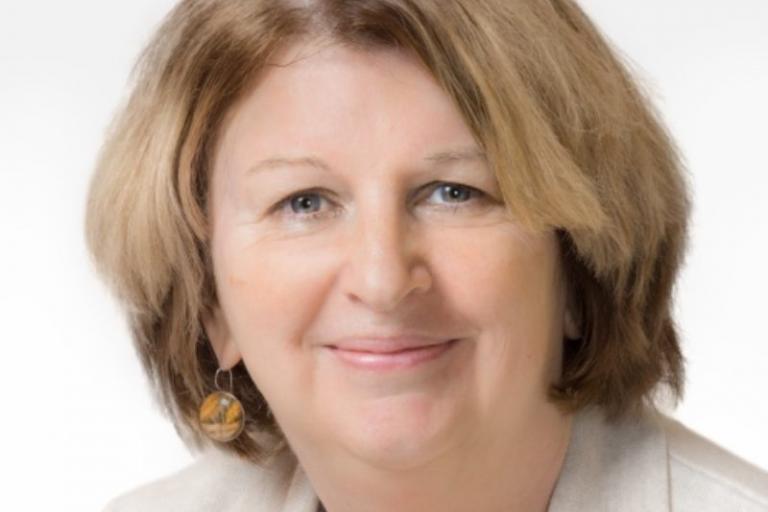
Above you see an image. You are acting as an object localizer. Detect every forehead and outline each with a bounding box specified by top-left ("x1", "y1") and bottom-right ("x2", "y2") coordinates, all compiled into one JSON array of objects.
[{"x1": 213, "y1": 40, "x2": 480, "y2": 177}]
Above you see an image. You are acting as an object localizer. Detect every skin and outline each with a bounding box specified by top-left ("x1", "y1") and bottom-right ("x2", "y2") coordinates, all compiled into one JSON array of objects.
[{"x1": 203, "y1": 39, "x2": 580, "y2": 512}]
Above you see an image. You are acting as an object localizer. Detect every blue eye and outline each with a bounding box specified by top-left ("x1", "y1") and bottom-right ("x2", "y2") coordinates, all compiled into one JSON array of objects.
[
  {"x1": 269, "y1": 187, "x2": 332, "y2": 219},
  {"x1": 288, "y1": 193, "x2": 324, "y2": 215},
  {"x1": 428, "y1": 182, "x2": 476, "y2": 204},
  {"x1": 271, "y1": 182, "x2": 487, "y2": 222}
]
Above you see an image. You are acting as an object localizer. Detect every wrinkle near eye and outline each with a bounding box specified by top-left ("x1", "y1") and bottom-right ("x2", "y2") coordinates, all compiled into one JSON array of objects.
[{"x1": 271, "y1": 181, "x2": 491, "y2": 223}]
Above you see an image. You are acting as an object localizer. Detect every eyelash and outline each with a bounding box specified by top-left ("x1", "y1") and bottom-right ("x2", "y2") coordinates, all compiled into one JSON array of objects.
[{"x1": 270, "y1": 181, "x2": 489, "y2": 222}]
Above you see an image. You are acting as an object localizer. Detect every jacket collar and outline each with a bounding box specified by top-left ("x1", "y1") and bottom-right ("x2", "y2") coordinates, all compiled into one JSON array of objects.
[
  {"x1": 265, "y1": 405, "x2": 671, "y2": 512},
  {"x1": 279, "y1": 453, "x2": 321, "y2": 512},
  {"x1": 547, "y1": 405, "x2": 671, "y2": 511}
]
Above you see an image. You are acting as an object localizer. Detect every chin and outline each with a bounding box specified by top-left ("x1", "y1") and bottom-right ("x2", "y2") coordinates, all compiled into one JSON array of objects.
[{"x1": 333, "y1": 391, "x2": 465, "y2": 470}]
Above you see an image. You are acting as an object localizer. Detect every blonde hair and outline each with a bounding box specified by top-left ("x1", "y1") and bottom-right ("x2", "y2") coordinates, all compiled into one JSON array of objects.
[{"x1": 85, "y1": 0, "x2": 691, "y2": 464}]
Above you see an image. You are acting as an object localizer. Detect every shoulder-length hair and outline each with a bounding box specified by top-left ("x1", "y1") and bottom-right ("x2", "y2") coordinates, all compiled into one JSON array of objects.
[{"x1": 85, "y1": 0, "x2": 691, "y2": 464}]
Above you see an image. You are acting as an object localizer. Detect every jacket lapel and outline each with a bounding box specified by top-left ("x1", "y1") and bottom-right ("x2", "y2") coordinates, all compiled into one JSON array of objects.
[
  {"x1": 280, "y1": 455, "x2": 321, "y2": 512},
  {"x1": 548, "y1": 405, "x2": 671, "y2": 511},
  {"x1": 217, "y1": 442, "x2": 320, "y2": 512}
]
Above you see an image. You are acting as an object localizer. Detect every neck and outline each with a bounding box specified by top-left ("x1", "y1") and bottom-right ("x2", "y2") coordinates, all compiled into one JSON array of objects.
[{"x1": 297, "y1": 406, "x2": 573, "y2": 512}]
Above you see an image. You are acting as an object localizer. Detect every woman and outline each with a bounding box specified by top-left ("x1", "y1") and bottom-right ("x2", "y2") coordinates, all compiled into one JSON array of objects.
[{"x1": 86, "y1": 0, "x2": 768, "y2": 511}]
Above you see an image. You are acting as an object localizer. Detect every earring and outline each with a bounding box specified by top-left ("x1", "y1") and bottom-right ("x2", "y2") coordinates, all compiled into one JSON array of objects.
[{"x1": 198, "y1": 367, "x2": 246, "y2": 442}]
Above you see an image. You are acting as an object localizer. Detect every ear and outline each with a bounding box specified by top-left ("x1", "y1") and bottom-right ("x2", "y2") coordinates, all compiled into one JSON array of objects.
[
  {"x1": 201, "y1": 306, "x2": 242, "y2": 370},
  {"x1": 560, "y1": 273, "x2": 582, "y2": 340},
  {"x1": 563, "y1": 306, "x2": 581, "y2": 340}
]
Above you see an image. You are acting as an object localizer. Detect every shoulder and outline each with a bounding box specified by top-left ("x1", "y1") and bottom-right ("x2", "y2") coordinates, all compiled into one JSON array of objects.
[
  {"x1": 101, "y1": 447, "x2": 302, "y2": 512},
  {"x1": 658, "y1": 414, "x2": 768, "y2": 511},
  {"x1": 549, "y1": 406, "x2": 768, "y2": 512}
]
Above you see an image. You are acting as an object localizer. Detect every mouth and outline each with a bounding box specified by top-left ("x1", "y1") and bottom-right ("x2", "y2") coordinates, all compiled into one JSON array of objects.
[{"x1": 325, "y1": 338, "x2": 461, "y2": 371}]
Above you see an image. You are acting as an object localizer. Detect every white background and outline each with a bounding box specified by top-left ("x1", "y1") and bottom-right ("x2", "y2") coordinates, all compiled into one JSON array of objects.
[{"x1": 0, "y1": 1, "x2": 766, "y2": 510}]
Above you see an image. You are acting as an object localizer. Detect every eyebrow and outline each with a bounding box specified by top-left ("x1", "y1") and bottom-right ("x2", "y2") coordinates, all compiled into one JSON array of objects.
[{"x1": 245, "y1": 147, "x2": 487, "y2": 175}]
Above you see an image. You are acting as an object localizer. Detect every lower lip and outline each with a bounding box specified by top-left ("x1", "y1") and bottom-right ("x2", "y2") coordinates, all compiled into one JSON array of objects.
[{"x1": 326, "y1": 339, "x2": 460, "y2": 371}]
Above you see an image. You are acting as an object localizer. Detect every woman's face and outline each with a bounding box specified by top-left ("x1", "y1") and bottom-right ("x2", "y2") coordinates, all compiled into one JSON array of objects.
[{"x1": 205, "y1": 40, "x2": 571, "y2": 468}]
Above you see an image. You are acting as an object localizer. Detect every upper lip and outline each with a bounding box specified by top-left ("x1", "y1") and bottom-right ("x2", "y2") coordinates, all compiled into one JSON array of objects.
[{"x1": 324, "y1": 335, "x2": 456, "y2": 353}]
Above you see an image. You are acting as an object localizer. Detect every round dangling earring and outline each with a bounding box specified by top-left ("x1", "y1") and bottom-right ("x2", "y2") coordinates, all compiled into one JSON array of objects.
[{"x1": 198, "y1": 367, "x2": 246, "y2": 442}]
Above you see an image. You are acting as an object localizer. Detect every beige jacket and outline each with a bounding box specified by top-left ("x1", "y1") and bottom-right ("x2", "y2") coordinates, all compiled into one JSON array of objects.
[{"x1": 103, "y1": 406, "x2": 768, "y2": 511}]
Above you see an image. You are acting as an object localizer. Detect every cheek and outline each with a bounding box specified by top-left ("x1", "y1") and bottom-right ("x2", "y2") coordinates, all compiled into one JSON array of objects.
[
  {"x1": 442, "y1": 226, "x2": 559, "y2": 337},
  {"x1": 440, "y1": 228, "x2": 562, "y2": 395},
  {"x1": 213, "y1": 237, "x2": 333, "y2": 390}
]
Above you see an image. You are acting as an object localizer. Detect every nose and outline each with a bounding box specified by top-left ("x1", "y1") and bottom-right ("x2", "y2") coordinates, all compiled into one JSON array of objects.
[{"x1": 341, "y1": 199, "x2": 432, "y2": 312}]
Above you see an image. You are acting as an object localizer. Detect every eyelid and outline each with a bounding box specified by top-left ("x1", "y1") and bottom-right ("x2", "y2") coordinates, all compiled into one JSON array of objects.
[
  {"x1": 414, "y1": 181, "x2": 488, "y2": 205},
  {"x1": 271, "y1": 181, "x2": 488, "y2": 219},
  {"x1": 268, "y1": 187, "x2": 334, "y2": 215}
]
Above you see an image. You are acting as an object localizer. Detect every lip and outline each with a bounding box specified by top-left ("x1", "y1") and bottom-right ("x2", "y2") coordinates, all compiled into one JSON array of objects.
[
  {"x1": 326, "y1": 338, "x2": 460, "y2": 371},
  {"x1": 325, "y1": 335, "x2": 454, "y2": 353}
]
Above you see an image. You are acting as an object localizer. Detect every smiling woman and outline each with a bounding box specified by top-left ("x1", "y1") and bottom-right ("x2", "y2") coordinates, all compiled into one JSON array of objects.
[{"x1": 85, "y1": 1, "x2": 768, "y2": 511}]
